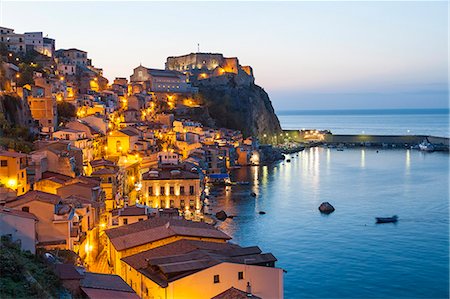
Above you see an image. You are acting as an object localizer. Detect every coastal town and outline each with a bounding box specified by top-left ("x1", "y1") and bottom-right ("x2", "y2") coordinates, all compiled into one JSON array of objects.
[{"x1": 0, "y1": 26, "x2": 285, "y2": 298}]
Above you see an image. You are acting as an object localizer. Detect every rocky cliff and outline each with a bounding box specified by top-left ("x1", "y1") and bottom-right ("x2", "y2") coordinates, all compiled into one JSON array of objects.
[{"x1": 195, "y1": 75, "x2": 282, "y2": 138}]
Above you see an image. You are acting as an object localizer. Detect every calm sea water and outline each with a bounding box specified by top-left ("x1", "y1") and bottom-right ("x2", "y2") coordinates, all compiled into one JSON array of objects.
[
  {"x1": 277, "y1": 109, "x2": 450, "y2": 137},
  {"x1": 207, "y1": 148, "x2": 449, "y2": 298}
]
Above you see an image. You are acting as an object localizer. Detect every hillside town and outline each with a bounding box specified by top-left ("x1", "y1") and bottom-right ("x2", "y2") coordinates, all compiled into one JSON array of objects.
[{"x1": 0, "y1": 26, "x2": 284, "y2": 298}]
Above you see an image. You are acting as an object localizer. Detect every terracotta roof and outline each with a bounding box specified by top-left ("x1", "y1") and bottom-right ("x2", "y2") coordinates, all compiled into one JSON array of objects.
[
  {"x1": 121, "y1": 239, "x2": 276, "y2": 288},
  {"x1": 80, "y1": 272, "x2": 136, "y2": 293},
  {"x1": 211, "y1": 287, "x2": 262, "y2": 299},
  {"x1": 122, "y1": 239, "x2": 240, "y2": 270},
  {"x1": 0, "y1": 207, "x2": 38, "y2": 221},
  {"x1": 106, "y1": 218, "x2": 231, "y2": 251},
  {"x1": 118, "y1": 206, "x2": 148, "y2": 216},
  {"x1": 54, "y1": 264, "x2": 83, "y2": 280},
  {"x1": 0, "y1": 150, "x2": 28, "y2": 158},
  {"x1": 119, "y1": 128, "x2": 139, "y2": 137},
  {"x1": 6, "y1": 190, "x2": 62, "y2": 208},
  {"x1": 81, "y1": 288, "x2": 139, "y2": 299},
  {"x1": 142, "y1": 168, "x2": 199, "y2": 180},
  {"x1": 91, "y1": 168, "x2": 117, "y2": 175},
  {"x1": 90, "y1": 158, "x2": 116, "y2": 168},
  {"x1": 41, "y1": 171, "x2": 73, "y2": 183}
]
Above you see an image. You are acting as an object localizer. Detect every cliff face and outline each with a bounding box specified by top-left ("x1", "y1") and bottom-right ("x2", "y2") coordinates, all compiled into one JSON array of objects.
[
  {"x1": 0, "y1": 93, "x2": 34, "y2": 128},
  {"x1": 195, "y1": 75, "x2": 282, "y2": 137}
]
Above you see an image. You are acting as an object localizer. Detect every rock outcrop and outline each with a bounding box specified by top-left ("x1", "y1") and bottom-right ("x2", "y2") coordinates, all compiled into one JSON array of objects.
[
  {"x1": 319, "y1": 202, "x2": 335, "y2": 214},
  {"x1": 215, "y1": 210, "x2": 228, "y2": 221},
  {"x1": 195, "y1": 75, "x2": 282, "y2": 138}
]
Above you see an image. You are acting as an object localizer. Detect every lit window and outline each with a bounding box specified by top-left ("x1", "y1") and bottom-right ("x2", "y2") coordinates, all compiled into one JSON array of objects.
[{"x1": 213, "y1": 275, "x2": 220, "y2": 283}]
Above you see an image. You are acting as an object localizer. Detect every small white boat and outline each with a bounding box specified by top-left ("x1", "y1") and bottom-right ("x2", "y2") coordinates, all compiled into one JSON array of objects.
[{"x1": 418, "y1": 139, "x2": 435, "y2": 152}]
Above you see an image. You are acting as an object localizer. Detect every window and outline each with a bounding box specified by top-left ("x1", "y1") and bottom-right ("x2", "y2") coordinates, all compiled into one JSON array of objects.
[
  {"x1": 160, "y1": 200, "x2": 165, "y2": 208},
  {"x1": 189, "y1": 186, "x2": 195, "y2": 195},
  {"x1": 238, "y1": 271, "x2": 244, "y2": 280},
  {"x1": 160, "y1": 186, "x2": 165, "y2": 196},
  {"x1": 180, "y1": 200, "x2": 185, "y2": 208},
  {"x1": 123, "y1": 218, "x2": 128, "y2": 225},
  {"x1": 189, "y1": 199, "x2": 194, "y2": 209},
  {"x1": 148, "y1": 186, "x2": 153, "y2": 196},
  {"x1": 169, "y1": 186, "x2": 174, "y2": 195},
  {"x1": 1, "y1": 160, "x2": 8, "y2": 167},
  {"x1": 213, "y1": 275, "x2": 220, "y2": 283},
  {"x1": 180, "y1": 186, "x2": 185, "y2": 195},
  {"x1": 170, "y1": 200, "x2": 174, "y2": 208},
  {"x1": 22, "y1": 206, "x2": 29, "y2": 212},
  {"x1": 138, "y1": 218, "x2": 144, "y2": 222}
]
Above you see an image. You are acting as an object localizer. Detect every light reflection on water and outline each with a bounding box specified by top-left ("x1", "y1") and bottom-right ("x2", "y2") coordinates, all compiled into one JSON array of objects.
[{"x1": 207, "y1": 148, "x2": 449, "y2": 298}]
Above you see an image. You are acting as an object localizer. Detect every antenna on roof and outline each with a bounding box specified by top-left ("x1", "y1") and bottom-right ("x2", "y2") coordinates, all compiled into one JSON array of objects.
[{"x1": 197, "y1": 43, "x2": 200, "y2": 53}]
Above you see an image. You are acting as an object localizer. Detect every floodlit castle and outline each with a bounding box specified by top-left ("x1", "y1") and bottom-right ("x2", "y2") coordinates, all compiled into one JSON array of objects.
[{"x1": 165, "y1": 52, "x2": 254, "y2": 83}]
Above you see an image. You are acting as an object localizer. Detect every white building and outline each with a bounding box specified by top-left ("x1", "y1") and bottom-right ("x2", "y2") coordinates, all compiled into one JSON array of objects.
[{"x1": 0, "y1": 207, "x2": 38, "y2": 253}]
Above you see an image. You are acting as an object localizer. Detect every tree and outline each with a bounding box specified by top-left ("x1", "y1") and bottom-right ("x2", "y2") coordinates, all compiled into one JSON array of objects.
[{"x1": 57, "y1": 102, "x2": 76, "y2": 124}]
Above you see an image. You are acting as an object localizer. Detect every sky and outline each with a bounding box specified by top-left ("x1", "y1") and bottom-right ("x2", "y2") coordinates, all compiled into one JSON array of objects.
[{"x1": 1, "y1": 1, "x2": 448, "y2": 110}]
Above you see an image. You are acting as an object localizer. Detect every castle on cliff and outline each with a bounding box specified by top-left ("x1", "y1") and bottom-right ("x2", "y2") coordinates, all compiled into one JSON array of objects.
[{"x1": 165, "y1": 52, "x2": 254, "y2": 86}]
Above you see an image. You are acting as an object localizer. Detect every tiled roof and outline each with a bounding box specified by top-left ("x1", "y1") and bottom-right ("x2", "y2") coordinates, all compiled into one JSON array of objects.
[
  {"x1": 42, "y1": 171, "x2": 73, "y2": 183},
  {"x1": 121, "y1": 239, "x2": 276, "y2": 288},
  {"x1": 122, "y1": 239, "x2": 240, "y2": 270},
  {"x1": 81, "y1": 288, "x2": 139, "y2": 299},
  {"x1": 91, "y1": 168, "x2": 117, "y2": 175},
  {"x1": 119, "y1": 128, "x2": 139, "y2": 137},
  {"x1": 90, "y1": 158, "x2": 116, "y2": 168},
  {"x1": 54, "y1": 264, "x2": 83, "y2": 280},
  {"x1": 142, "y1": 168, "x2": 199, "y2": 181},
  {"x1": 80, "y1": 272, "x2": 136, "y2": 293},
  {"x1": 0, "y1": 207, "x2": 38, "y2": 221},
  {"x1": 211, "y1": 287, "x2": 262, "y2": 299},
  {"x1": 0, "y1": 150, "x2": 28, "y2": 158},
  {"x1": 6, "y1": 190, "x2": 62, "y2": 207},
  {"x1": 105, "y1": 218, "x2": 230, "y2": 251},
  {"x1": 118, "y1": 206, "x2": 148, "y2": 216}
]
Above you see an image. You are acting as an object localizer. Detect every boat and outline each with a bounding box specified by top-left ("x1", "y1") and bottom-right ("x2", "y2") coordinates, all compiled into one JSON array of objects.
[
  {"x1": 418, "y1": 139, "x2": 435, "y2": 152},
  {"x1": 337, "y1": 148, "x2": 344, "y2": 151},
  {"x1": 376, "y1": 215, "x2": 398, "y2": 223},
  {"x1": 286, "y1": 159, "x2": 291, "y2": 162}
]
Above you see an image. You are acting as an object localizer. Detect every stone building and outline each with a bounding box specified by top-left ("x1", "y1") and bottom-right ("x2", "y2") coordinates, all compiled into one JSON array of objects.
[{"x1": 129, "y1": 65, "x2": 193, "y2": 94}]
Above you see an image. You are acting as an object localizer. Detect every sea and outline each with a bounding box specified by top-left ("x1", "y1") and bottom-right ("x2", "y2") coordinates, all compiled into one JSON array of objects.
[
  {"x1": 277, "y1": 108, "x2": 449, "y2": 137},
  {"x1": 207, "y1": 109, "x2": 449, "y2": 298}
]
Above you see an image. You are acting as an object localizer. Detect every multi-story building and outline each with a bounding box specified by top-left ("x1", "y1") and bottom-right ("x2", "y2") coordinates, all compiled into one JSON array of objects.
[
  {"x1": 55, "y1": 48, "x2": 89, "y2": 67},
  {"x1": 104, "y1": 218, "x2": 231, "y2": 275},
  {"x1": 0, "y1": 26, "x2": 25, "y2": 53},
  {"x1": 0, "y1": 206, "x2": 38, "y2": 253},
  {"x1": 5, "y1": 191, "x2": 77, "y2": 250},
  {"x1": 0, "y1": 150, "x2": 29, "y2": 196},
  {"x1": 141, "y1": 165, "x2": 201, "y2": 211},
  {"x1": 121, "y1": 239, "x2": 283, "y2": 299},
  {"x1": 130, "y1": 65, "x2": 193, "y2": 93},
  {"x1": 26, "y1": 78, "x2": 58, "y2": 133},
  {"x1": 89, "y1": 158, "x2": 121, "y2": 211},
  {"x1": 0, "y1": 27, "x2": 54, "y2": 56}
]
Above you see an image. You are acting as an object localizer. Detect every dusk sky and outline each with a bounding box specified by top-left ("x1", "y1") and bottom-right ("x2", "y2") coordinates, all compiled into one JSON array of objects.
[{"x1": 2, "y1": 1, "x2": 448, "y2": 110}]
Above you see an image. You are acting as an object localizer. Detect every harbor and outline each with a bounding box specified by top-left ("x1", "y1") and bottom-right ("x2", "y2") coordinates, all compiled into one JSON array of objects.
[{"x1": 208, "y1": 146, "x2": 449, "y2": 298}]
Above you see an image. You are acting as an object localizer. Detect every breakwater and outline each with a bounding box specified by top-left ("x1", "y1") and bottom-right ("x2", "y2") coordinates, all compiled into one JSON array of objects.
[
  {"x1": 323, "y1": 134, "x2": 449, "y2": 146},
  {"x1": 280, "y1": 130, "x2": 449, "y2": 148}
]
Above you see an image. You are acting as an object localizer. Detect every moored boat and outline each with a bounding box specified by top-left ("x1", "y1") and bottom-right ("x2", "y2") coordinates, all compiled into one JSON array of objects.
[
  {"x1": 418, "y1": 139, "x2": 435, "y2": 152},
  {"x1": 376, "y1": 215, "x2": 398, "y2": 223}
]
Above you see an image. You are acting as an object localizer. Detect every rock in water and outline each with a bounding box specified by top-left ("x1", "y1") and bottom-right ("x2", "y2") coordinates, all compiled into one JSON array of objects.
[
  {"x1": 250, "y1": 192, "x2": 257, "y2": 197},
  {"x1": 215, "y1": 210, "x2": 228, "y2": 221},
  {"x1": 259, "y1": 211, "x2": 266, "y2": 215},
  {"x1": 319, "y1": 202, "x2": 335, "y2": 214}
]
